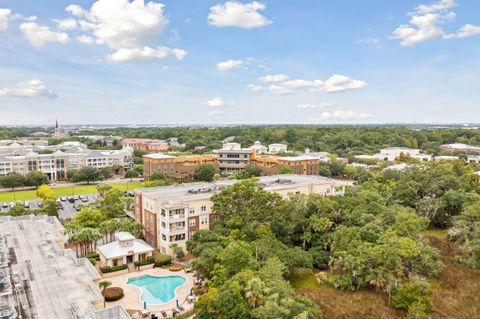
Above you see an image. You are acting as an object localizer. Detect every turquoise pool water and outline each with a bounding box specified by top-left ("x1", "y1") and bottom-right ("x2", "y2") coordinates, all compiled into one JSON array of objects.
[{"x1": 127, "y1": 275, "x2": 187, "y2": 304}]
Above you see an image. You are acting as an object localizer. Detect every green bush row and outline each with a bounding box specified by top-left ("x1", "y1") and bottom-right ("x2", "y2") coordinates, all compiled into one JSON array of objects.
[
  {"x1": 100, "y1": 264, "x2": 128, "y2": 273},
  {"x1": 134, "y1": 256, "x2": 154, "y2": 267}
]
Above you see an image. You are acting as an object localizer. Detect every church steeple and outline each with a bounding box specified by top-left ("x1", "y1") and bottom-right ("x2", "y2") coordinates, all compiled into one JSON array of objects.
[{"x1": 55, "y1": 118, "x2": 58, "y2": 129}]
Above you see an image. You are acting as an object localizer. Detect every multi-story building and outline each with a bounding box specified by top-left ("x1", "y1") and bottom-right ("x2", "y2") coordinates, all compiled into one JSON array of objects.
[
  {"x1": 268, "y1": 143, "x2": 288, "y2": 154},
  {"x1": 143, "y1": 153, "x2": 217, "y2": 180},
  {"x1": 134, "y1": 175, "x2": 345, "y2": 254},
  {"x1": 214, "y1": 143, "x2": 255, "y2": 175},
  {"x1": 249, "y1": 141, "x2": 268, "y2": 154},
  {"x1": 355, "y1": 147, "x2": 432, "y2": 162},
  {"x1": 0, "y1": 141, "x2": 133, "y2": 179},
  {"x1": 122, "y1": 138, "x2": 170, "y2": 153},
  {"x1": 441, "y1": 143, "x2": 480, "y2": 153}
]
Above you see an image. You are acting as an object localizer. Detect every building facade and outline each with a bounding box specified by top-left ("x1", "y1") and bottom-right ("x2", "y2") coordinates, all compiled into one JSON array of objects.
[
  {"x1": 134, "y1": 175, "x2": 345, "y2": 254},
  {"x1": 214, "y1": 143, "x2": 254, "y2": 175},
  {"x1": 0, "y1": 141, "x2": 133, "y2": 179},
  {"x1": 122, "y1": 138, "x2": 170, "y2": 153},
  {"x1": 143, "y1": 153, "x2": 218, "y2": 180}
]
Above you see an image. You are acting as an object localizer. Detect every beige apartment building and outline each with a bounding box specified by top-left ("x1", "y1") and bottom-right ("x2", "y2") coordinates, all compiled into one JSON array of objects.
[
  {"x1": 134, "y1": 175, "x2": 345, "y2": 255},
  {"x1": 0, "y1": 141, "x2": 133, "y2": 179}
]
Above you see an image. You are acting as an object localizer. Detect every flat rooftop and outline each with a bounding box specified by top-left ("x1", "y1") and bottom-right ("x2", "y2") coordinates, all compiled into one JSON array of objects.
[
  {"x1": 0, "y1": 215, "x2": 129, "y2": 319},
  {"x1": 136, "y1": 174, "x2": 338, "y2": 202}
]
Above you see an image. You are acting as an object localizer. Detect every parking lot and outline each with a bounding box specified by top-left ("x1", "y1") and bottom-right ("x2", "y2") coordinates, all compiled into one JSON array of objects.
[{"x1": 0, "y1": 194, "x2": 97, "y2": 219}]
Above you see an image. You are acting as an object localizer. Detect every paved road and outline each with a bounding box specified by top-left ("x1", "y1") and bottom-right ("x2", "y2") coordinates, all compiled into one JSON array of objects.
[{"x1": 0, "y1": 194, "x2": 97, "y2": 219}]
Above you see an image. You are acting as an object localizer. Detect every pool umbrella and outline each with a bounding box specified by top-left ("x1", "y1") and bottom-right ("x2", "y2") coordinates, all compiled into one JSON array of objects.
[
  {"x1": 176, "y1": 299, "x2": 179, "y2": 307},
  {"x1": 190, "y1": 288, "x2": 193, "y2": 296},
  {"x1": 144, "y1": 301, "x2": 147, "y2": 310}
]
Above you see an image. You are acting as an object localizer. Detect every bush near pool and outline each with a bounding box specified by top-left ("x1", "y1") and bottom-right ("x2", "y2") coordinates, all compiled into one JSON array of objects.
[
  {"x1": 134, "y1": 256, "x2": 154, "y2": 267},
  {"x1": 153, "y1": 252, "x2": 171, "y2": 267},
  {"x1": 100, "y1": 264, "x2": 128, "y2": 274},
  {"x1": 103, "y1": 287, "x2": 124, "y2": 302}
]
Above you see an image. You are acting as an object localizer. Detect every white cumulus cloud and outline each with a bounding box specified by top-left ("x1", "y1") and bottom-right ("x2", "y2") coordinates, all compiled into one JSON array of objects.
[
  {"x1": 216, "y1": 59, "x2": 244, "y2": 71},
  {"x1": 20, "y1": 22, "x2": 69, "y2": 47},
  {"x1": 204, "y1": 97, "x2": 227, "y2": 107},
  {"x1": 65, "y1": 0, "x2": 186, "y2": 62},
  {"x1": 317, "y1": 110, "x2": 374, "y2": 121},
  {"x1": 297, "y1": 102, "x2": 332, "y2": 109},
  {"x1": 258, "y1": 74, "x2": 289, "y2": 83},
  {"x1": 0, "y1": 8, "x2": 11, "y2": 31},
  {"x1": 208, "y1": 1, "x2": 272, "y2": 29},
  {"x1": 250, "y1": 74, "x2": 366, "y2": 95},
  {"x1": 107, "y1": 46, "x2": 187, "y2": 62},
  {"x1": 0, "y1": 79, "x2": 57, "y2": 98},
  {"x1": 53, "y1": 18, "x2": 77, "y2": 30},
  {"x1": 454, "y1": 24, "x2": 480, "y2": 38},
  {"x1": 319, "y1": 74, "x2": 367, "y2": 93},
  {"x1": 390, "y1": 0, "x2": 480, "y2": 46}
]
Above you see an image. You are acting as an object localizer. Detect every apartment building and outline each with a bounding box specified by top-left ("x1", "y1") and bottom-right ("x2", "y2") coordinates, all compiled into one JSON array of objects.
[
  {"x1": 0, "y1": 141, "x2": 133, "y2": 179},
  {"x1": 143, "y1": 153, "x2": 218, "y2": 180},
  {"x1": 214, "y1": 142, "x2": 254, "y2": 175},
  {"x1": 134, "y1": 175, "x2": 345, "y2": 254},
  {"x1": 355, "y1": 147, "x2": 432, "y2": 162},
  {"x1": 441, "y1": 143, "x2": 480, "y2": 154},
  {"x1": 268, "y1": 143, "x2": 288, "y2": 154},
  {"x1": 122, "y1": 138, "x2": 170, "y2": 153}
]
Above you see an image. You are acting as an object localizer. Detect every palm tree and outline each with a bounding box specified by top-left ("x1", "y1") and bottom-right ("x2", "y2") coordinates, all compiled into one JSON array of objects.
[
  {"x1": 245, "y1": 277, "x2": 268, "y2": 308},
  {"x1": 99, "y1": 280, "x2": 112, "y2": 307},
  {"x1": 169, "y1": 243, "x2": 179, "y2": 262}
]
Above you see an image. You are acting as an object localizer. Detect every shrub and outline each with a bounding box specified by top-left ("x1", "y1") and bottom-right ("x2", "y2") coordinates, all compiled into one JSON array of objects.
[
  {"x1": 309, "y1": 247, "x2": 330, "y2": 269},
  {"x1": 103, "y1": 287, "x2": 124, "y2": 302},
  {"x1": 100, "y1": 264, "x2": 128, "y2": 274},
  {"x1": 134, "y1": 256, "x2": 154, "y2": 267},
  {"x1": 154, "y1": 252, "x2": 172, "y2": 267},
  {"x1": 392, "y1": 280, "x2": 432, "y2": 317},
  {"x1": 87, "y1": 257, "x2": 97, "y2": 266},
  {"x1": 176, "y1": 247, "x2": 185, "y2": 260},
  {"x1": 85, "y1": 252, "x2": 100, "y2": 260}
]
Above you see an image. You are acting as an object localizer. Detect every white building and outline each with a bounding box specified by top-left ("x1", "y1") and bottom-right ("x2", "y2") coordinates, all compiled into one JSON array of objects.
[
  {"x1": 355, "y1": 147, "x2": 432, "y2": 162},
  {"x1": 268, "y1": 143, "x2": 288, "y2": 154},
  {"x1": 97, "y1": 232, "x2": 153, "y2": 267},
  {"x1": 0, "y1": 141, "x2": 133, "y2": 179},
  {"x1": 467, "y1": 155, "x2": 480, "y2": 164},
  {"x1": 249, "y1": 141, "x2": 268, "y2": 154},
  {"x1": 441, "y1": 143, "x2": 480, "y2": 153}
]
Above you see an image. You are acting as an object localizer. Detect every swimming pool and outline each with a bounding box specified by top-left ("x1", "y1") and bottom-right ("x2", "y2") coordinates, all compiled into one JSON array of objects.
[{"x1": 127, "y1": 275, "x2": 187, "y2": 304}]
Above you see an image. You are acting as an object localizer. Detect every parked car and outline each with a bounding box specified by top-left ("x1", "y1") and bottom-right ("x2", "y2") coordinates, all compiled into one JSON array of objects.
[
  {"x1": 80, "y1": 196, "x2": 88, "y2": 202},
  {"x1": 1, "y1": 202, "x2": 8, "y2": 209},
  {"x1": 67, "y1": 197, "x2": 75, "y2": 203},
  {"x1": 129, "y1": 191, "x2": 135, "y2": 197},
  {"x1": 73, "y1": 195, "x2": 80, "y2": 201},
  {"x1": 60, "y1": 197, "x2": 67, "y2": 202},
  {"x1": 73, "y1": 204, "x2": 82, "y2": 211},
  {"x1": 24, "y1": 201, "x2": 30, "y2": 208}
]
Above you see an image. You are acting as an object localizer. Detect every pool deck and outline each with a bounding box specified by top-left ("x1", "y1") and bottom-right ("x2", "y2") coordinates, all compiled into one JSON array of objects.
[{"x1": 104, "y1": 267, "x2": 196, "y2": 314}]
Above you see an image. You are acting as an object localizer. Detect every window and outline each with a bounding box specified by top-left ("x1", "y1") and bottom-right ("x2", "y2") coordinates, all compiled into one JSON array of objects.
[
  {"x1": 201, "y1": 216, "x2": 208, "y2": 225},
  {"x1": 201, "y1": 205, "x2": 207, "y2": 212},
  {"x1": 189, "y1": 219, "x2": 196, "y2": 226},
  {"x1": 189, "y1": 207, "x2": 195, "y2": 214}
]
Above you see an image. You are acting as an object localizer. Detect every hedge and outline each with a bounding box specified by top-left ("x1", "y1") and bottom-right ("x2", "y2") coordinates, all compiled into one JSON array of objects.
[
  {"x1": 103, "y1": 287, "x2": 124, "y2": 302},
  {"x1": 85, "y1": 252, "x2": 100, "y2": 260},
  {"x1": 154, "y1": 252, "x2": 171, "y2": 267},
  {"x1": 100, "y1": 264, "x2": 128, "y2": 274},
  {"x1": 134, "y1": 256, "x2": 154, "y2": 267}
]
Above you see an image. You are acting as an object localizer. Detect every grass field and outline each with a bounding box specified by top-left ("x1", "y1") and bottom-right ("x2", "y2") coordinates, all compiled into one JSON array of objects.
[
  {"x1": 0, "y1": 181, "x2": 144, "y2": 202},
  {"x1": 293, "y1": 231, "x2": 480, "y2": 319}
]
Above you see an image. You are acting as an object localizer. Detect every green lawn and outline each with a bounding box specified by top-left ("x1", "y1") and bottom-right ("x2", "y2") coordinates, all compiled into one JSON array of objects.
[{"x1": 0, "y1": 181, "x2": 144, "y2": 202}]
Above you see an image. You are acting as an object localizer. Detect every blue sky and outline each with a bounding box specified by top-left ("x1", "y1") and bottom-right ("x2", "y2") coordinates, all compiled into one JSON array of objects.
[{"x1": 0, "y1": 0, "x2": 479, "y2": 125}]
